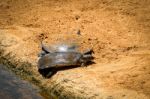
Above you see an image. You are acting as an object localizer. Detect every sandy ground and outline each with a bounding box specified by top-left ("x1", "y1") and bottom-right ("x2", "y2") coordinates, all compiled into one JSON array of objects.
[{"x1": 0, "y1": 0, "x2": 150, "y2": 98}]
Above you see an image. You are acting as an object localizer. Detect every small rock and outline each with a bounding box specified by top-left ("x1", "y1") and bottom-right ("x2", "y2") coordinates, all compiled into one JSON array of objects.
[
  {"x1": 75, "y1": 15, "x2": 80, "y2": 20},
  {"x1": 76, "y1": 29, "x2": 81, "y2": 35}
]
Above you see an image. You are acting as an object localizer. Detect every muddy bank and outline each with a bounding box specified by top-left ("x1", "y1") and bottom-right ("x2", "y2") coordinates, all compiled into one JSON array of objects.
[
  {"x1": 0, "y1": 49, "x2": 55, "y2": 99},
  {"x1": 0, "y1": 64, "x2": 43, "y2": 99}
]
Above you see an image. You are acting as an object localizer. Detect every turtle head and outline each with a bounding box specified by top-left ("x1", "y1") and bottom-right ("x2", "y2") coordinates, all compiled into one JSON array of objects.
[{"x1": 80, "y1": 49, "x2": 94, "y2": 66}]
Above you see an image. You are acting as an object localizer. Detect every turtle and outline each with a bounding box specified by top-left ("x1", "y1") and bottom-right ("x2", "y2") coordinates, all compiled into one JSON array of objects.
[{"x1": 38, "y1": 42, "x2": 94, "y2": 78}]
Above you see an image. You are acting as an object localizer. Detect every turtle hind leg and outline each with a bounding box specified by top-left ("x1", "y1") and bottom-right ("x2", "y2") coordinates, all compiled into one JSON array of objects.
[
  {"x1": 46, "y1": 70, "x2": 57, "y2": 78},
  {"x1": 38, "y1": 68, "x2": 57, "y2": 78}
]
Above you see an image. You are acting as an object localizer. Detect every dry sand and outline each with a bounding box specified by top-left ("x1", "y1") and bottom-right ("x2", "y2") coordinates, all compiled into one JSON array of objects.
[{"x1": 0, "y1": 0, "x2": 150, "y2": 98}]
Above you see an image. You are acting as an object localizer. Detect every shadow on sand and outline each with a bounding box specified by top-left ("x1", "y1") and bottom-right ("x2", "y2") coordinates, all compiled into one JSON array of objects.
[{"x1": 38, "y1": 61, "x2": 95, "y2": 78}]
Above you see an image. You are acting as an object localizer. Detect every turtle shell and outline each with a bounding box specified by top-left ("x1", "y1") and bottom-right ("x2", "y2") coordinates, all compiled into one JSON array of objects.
[{"x1": 38, "y1": 52, "x2": 82, "y2": 69}]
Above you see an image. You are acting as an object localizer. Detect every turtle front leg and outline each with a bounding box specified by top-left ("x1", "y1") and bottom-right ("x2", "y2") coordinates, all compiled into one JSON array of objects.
[
  {"x1": 81, "y1": 62, "x2": 86, "y2": 67},
  {"x1": 80, "y1": 53, "x2": 94, "y2": 67},
  {"x1": 80, "y1": 58, "x2": 88, "y2": 67},
  {"x1": 46, "y1": 70, "x2": 57, "y2": 78}
]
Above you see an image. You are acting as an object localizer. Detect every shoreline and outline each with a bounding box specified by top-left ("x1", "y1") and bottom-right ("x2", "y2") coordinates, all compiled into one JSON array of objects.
[
  {"x1": 0, "y1": 48, "x2": 55, "y2": 99},
  {"x1": 0, "y1": 63, "x2": 43, "y2": 99}
]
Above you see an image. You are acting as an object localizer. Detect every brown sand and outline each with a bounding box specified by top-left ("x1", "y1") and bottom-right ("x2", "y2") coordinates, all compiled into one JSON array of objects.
[{"x1": 0, "y1": 0, "x2": 150, "y2": 98}]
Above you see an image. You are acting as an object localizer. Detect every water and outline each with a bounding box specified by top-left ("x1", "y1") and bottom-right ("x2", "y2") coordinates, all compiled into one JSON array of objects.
[{"x1": 0, "y1": 64, "x2": 44, "y2": 99}]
